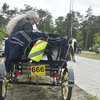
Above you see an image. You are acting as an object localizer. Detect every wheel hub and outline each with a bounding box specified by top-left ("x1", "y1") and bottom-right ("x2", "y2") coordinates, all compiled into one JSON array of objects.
[{"x1": 62, "y1": 71, "x2": 68, "y2": 100}]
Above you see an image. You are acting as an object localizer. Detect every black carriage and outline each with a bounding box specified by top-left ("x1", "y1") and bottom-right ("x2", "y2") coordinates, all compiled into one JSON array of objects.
[{"x1": 0, "y1": 31, "x2": 74, "y2": 100}]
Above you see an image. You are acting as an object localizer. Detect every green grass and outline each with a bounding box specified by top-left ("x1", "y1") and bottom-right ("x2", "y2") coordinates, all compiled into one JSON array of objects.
[
  {"x1": 86, "y1": 94, "x2": 99, "y2": 100},
  {"x1": 0, "y1": 44, "x2": 4, "y2": 46},
  {"x1": 44, "y1": 77, "x2": 50, "y2": 83},
  {"x1": 8, "y1": 83, "x2": 26, "y2": 89},
  {"x1": 76, "y1": 52, "x2": 100, "y2": 60},
  {"x1": 38, "y1": 76, "x2": 43, "y2": 80}
]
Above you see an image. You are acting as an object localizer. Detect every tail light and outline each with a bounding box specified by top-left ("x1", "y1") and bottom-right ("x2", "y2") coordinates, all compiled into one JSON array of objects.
[
  {"x1": 54, "y1": 73, "x2": 59, "y2": 78},
  {"x1": 15, "y1": 71, "x2": 20, "y2": 76}
]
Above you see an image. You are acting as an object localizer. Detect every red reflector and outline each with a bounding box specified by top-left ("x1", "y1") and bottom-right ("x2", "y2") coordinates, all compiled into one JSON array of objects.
[
  {"x1": 54, "y1": 73, "x2": 59, "y2": 78},
  {"x1": 15, "y1": 71, "x2": 20, "y2": 76}
]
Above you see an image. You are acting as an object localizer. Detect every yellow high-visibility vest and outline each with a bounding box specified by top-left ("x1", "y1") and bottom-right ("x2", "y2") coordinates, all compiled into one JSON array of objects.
[{"x1": 28, "y1": 40, "x2": 47, "y2": 62}]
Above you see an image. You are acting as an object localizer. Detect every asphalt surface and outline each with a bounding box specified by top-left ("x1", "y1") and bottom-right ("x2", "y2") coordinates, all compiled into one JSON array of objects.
[{"x1": 68, "y1": 56, "x2": 100, "y2": 99}]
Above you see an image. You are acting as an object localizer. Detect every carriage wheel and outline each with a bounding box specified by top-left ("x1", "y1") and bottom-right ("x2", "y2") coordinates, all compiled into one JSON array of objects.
[
  {"x1": 0, "y1": 76, "x2": 8, "y2": 100},
  {"x1": 62, "y1": 69, "x2": 72, "y2": 100}
]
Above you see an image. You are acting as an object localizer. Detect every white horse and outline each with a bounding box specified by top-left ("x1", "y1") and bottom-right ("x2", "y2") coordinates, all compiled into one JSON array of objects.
[{"x1": 66, "y1": 38, "x2": 77, "y2": 62}]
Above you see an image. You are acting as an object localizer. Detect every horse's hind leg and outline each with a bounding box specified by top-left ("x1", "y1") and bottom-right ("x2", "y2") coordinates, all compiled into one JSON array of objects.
[{"x1": 72, "y1": 55, "x2": 76, "y2": 62}]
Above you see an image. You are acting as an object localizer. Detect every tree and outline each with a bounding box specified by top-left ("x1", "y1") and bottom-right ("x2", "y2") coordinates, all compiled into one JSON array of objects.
[
  {"x1": 0, "y1": 3, "x2": 54, "y2": 33},
  {"x1": 85, "y1": 6, "x2": 93, "y2": 50},
  {"x1": 19, "y1": 4, "x2": 34, "y2": 14},
  {"x1": 0, "y1": 26, "x2": 6, "y2": 43},
  {"x1": 37, "y1": 9, "x2": 53, "y2": 32},
  {"x1": 93, "y1": 32, "x2": 100, "y2": 51},
  {"x1": 1, "y1": 2, "x2": 18, "y2": 19},
  {"x1": 0, "y1": 15, "x2": 6, "y2": 27},
  {"x1": 64, "y1": 13, "x2": 72, "y2": 39},
  {"x1": 0, "y1": 2, "x2": 18, "y2": 28},
  {"x1": 64, "y1": 11, "x2": 83, "y2": 39},
  {"x1": 71, "y1": 11, "x2": 81, "y2": 38},
  {"x1": 55, "y1": 16, "x2": 65, "y2": 36},
  {"x1": 76, "y1": 30, "x2": 84, "y2": 49}
]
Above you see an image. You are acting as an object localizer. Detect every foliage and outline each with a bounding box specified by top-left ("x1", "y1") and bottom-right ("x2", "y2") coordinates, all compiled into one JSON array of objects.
[
  {"x1": 93, "y1": 32, "x2": 100, "y2": 51},
  {"x1": 0, "y1": 3, "x2": 54, "y2": 33},
  {"x1": 86, "y1": 94, "x2": 99, "y2": 100},
  {"x1": 1, "y1": 3, "x2": 100, "y2": 51},
  {"x1": 84, "y1": 6, "x2": 94, "y2": 50},
  {"x1": 0, "y1": 15, "x2": 6, "y2": 27},
  {"x1": 1, "y1": 2, "x2": 18, "y2": 25},
  {"x1": 8, "y1": 84, "x2": 26, "y2": 89},
  {"x1": 36, "y1": 9, "x2": 54, "y2": 32},
  {"x1": 0, "y1": 26, "x2": 6, "y2": 43},
  {"x1": 53, "y1": 31, "x2": 59, "y2": 34},
  {"x1": 76, "y1": 30, "x2": 84, "y2": 48},
  {"x1": 55, "y1": 16, "x2": 65, "y2": 36}
]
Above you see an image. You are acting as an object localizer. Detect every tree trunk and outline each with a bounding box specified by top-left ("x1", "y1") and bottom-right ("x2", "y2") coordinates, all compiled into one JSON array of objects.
[{"x1": 85, "y1": 20, "x2": 90, "y2": 50}]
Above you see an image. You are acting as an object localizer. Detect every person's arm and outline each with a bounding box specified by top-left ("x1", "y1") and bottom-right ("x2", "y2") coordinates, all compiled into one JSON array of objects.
[{"x1": 23, "y1": 22, "x2": 33, "y2": 30}]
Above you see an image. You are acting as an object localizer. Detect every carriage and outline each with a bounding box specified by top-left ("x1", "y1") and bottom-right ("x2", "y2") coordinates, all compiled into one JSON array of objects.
[{"x1": 0, "y1": 31, "x2": 74, "y2": 100}]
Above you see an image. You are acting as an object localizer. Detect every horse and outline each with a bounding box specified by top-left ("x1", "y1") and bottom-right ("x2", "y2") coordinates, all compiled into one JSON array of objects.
[{"x1": 66, "y1": 38, "x2": 77, "y2": 62}]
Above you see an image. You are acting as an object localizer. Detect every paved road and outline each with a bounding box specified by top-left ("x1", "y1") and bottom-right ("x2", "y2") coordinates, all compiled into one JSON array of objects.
[{"x1": 68, "y1": 56, "x2": 100, "y2": 99}]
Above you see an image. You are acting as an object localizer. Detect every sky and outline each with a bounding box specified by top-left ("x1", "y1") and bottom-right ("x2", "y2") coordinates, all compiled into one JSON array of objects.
[{"x1": 0, "y1": 0, "x2": 100, "y2": 20}]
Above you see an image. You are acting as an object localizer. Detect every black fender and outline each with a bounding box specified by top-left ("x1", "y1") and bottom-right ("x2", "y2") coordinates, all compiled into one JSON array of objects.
[
  {"x1": 66, "y1": 65, "x2": 74, "y2": 87},
  {"x1": 0, "y1": 60, "x2": 5, "y2": 81}
]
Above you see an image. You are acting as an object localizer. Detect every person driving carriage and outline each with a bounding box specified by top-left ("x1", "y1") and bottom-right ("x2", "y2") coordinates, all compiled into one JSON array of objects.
[{"x1": 6, "y1": 10, "x2": 39, "y2": 37}]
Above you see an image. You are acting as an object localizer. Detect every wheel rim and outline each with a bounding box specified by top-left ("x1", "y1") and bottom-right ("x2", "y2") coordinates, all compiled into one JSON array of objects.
[
  {"x1": 2, "y1": 76, "x2": 8, "y2": 97},
  {"x1": 62, "y1": 70, "x2": 68, "y2": 100}
]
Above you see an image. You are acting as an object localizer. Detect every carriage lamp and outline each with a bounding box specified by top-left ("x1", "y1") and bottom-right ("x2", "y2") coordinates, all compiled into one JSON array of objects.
[
  {"x1": 15, "y1": 71, "x2": 20, "y2": 76},
  {"x1": 54, "y1": 73, "x2": 59, "y2": 78}
]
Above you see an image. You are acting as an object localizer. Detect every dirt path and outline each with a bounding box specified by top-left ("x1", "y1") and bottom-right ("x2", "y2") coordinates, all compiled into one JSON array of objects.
[{"x1": 5, "y1": 83, "x2": 89, "y2": 100}]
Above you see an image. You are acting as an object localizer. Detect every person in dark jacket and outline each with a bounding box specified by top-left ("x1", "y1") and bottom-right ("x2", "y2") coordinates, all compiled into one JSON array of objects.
[{"x1": 6, "y1": 10, "x2": 39, "y2": 37}]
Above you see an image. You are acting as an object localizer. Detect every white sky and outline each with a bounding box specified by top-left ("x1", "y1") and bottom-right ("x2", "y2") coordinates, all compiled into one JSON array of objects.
[{"x1": 0, "y1": 0, "x2": 100, "y2": 20}]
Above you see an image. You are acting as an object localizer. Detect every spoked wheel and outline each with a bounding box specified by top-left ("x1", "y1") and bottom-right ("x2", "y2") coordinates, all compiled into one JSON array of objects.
[
  {"x1": 62, "y1": 69, "x2": 72, "y2": 100},
  {"x1": 0, "y1": 75, "x2": 8, "y2": 100}
]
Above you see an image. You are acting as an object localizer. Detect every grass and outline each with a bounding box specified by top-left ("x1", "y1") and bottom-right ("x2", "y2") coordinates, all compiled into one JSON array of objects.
[
  {"x1": 76, "y1": 85, "x2": 100, "y2": 100},
  {"x1": 86, "y1": 94, "x2": 99, "y2": 100},
  {"x1": 75, "y1": 52, "x2": 100, "y2": 60},
  {"x1": 38, "y1": 76, "x2": 43, "y2": 80},
  {"x1": 0, "y1": 44, "x2": 4, "y2": 46},
  {"x1": 8, "y1": 83, "x2": 26, "y2": 89},
  {"x1": 44, "y1": 77, "x2": 50, "y2": 83}
]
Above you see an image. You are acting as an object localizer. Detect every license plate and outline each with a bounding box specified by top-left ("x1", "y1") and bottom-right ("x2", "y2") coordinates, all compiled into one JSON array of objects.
[{"x1": 31, "y1": 65, "x2": 45, "y2": 76}]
